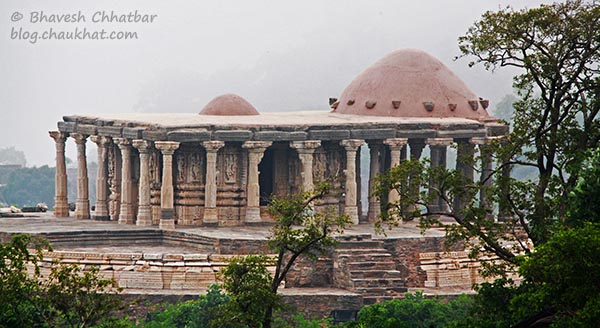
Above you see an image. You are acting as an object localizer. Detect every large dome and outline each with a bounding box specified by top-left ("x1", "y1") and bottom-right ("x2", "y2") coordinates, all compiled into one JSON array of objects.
[
  {"x1": 332, "y1": 49, "x2": 491, "y2": 120},
  {"x1": 200, "y1": 93, "x2": 259, "y2": 116}
]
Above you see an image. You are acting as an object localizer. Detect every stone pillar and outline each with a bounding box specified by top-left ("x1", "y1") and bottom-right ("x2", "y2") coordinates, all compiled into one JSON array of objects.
[
  {"x1": 202, "y1": 141, "x2": 225, "y2": 226},
  {"x1": 115, "y1": 138, "x2": 135, "y2": 225},
  {"x1": 455, "y1": 139, "x2": 476, "y2": 213},
  {"x1": 340, "y1": 139, "x2": 364, "y2": 224},
  {"x1": 243, "y1": 141, "x2": 272, "y2": 223},
  {"x1": 290, "y1": 140, "x2": 321, "y2": 191},
  {"x1": 71, "y1": 133, "x2": 90, "y2": 219},
  {"x1": 471, "y1": 137, "x2": 493, "y2": 213},
  {"x1": 367, "y1": 141, "x2": 383, "y2": 222},
  {"x1": 155, "y1": 141, "x2": 180, "y2": 229},
  {"x1": 407, "y1": 139, "x2": 426, "y2": 214},
  {"x1": 49, "y1": 131, "x2": 69, "y2": 217},
  {"x1": 133, "y1": 140, "x2": 153, "y2": 226},
  {"x1": 90, "y1": 136, "x2": 110, "y2": 220},
  {"x1": 426, "y1": 138, "x2": 454, "y2": 213},
  {"x1": 497, "y1": 137, "x2": 511, "y2": 221},
  {"x1": 384, "y1": 138, "x2": 408, "y2": 206}
]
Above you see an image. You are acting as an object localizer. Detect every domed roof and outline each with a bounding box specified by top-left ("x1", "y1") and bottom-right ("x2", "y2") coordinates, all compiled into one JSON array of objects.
[
  {"x1": 200, "y1": 94, "x2": 259, "y2": 116},
  {"x1": 332, "y1": 49, "x2": 491, "y2": 120}
]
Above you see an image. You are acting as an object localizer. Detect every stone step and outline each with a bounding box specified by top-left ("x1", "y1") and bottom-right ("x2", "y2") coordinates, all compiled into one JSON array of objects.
[
  {"x1": 352, "y1": 278, "x2": 405, "y2": 288},
  {"x1": 349, "y1": 270, "x2": 403, "y2": 279},
  {"x1": 346, "y1": 261, "x2": 398, "y2": 271},
  {"x1": 336, "y1": 240, "x2": 384, "y2": 249},
  {"x1": 336, "y1": 252, "x2": 393, "y2": 262}
]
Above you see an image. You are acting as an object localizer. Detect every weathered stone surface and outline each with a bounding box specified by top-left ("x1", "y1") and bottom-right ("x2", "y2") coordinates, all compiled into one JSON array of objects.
[
  {"x1": 122, "y1": 127, "x2": 145, "y2": 139},
  {"x1": 167, "y1": 129, "x2": 211, "y2": 142},
  {"x1": 396, "y1": 129, "x2": 437, "y2": 138},
  {"x1": 58, "y1": 121, "x2": 77, "y2": 133},
  {"x1": 254, "y1": 131, "x2": 307, "y2": 141},
  {"x1": 97, "y1": 126, "x2": 123, "y2": 137},
  {"x1": 350, "y1": 128, "x2": 396, "y2": 139},
  {"x1": 142, "y1": 130, "x2": 168, "y2": 141},
  {"x1": 436, "y1": 129, "x2": 486, "y2": 139},
  {"x1": 213, "y1": 130, "x2": 253, "y2": 141},
  {"x1": 75, "y1": 124, "x2": 98, "y2": 135},
  {"x1": 308, "y1": 129, "x2": 350, "y2": 140}
]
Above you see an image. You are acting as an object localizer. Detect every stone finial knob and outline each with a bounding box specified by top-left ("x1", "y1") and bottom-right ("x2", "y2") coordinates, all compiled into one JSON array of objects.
[
  {"x1": 392, "y1": 100, "x2": 401, "y2": 109},
  {"x1": 468, "y1": 100, "x2": 479, "y2": 110},
  {"x1": 423, "y1": 101, "x2": 434, "y2": 112},
  {"x1": 365, "y1": 100, "x2": 377, "y2": 109}
]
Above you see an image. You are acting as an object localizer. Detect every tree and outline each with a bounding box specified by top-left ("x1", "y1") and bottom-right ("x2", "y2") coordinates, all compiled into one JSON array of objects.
[
  {"x1": 214, "y1": 183, "x2": 349, "y2": 328},
  {"x1": 377, "y1": 0, "x2": 600, "y2": 273},
  {"x1": 0, "y1": 234, "x2": 124, "y2": 328}
]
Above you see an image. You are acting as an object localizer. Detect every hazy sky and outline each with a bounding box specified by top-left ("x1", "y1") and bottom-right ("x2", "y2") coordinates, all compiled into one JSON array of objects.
[{"x1": 0, "y1": 0, "x2": 551, "y2": 166}]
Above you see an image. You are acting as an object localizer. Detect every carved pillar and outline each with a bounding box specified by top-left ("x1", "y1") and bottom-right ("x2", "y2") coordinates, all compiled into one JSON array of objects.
[
  {"x1": 455, "y1": 139, "x2": 475, "y2": 213},
  {"x1": 90, "y1": 136, "x2": 110, "y2": 220},
  {"x1": 367, "y1": 141, "x2": 383, "y2": 222},
  {"x1": 155, "y1": 141, "x2": 180, "y2": 229},
  {"x1": 133, "y1": 140, "x2": 153, "y2": 226},
  {"x1": 49, "y1": 131, "x2": 69, "y2": 217},
  {"x1": 202, "y1": 141, "x2": 225, "y2": 226},
  {"x1": 290, "y1": 140, "x2": 321, "y2": 191},
  {"x1": 471, "y1": 137, "x2": 494, "y2": 213},
  {"x1": 108, "y1": 143, "x2": 121, "y2": 221},
  {"x1": 407, "y1": 139, "x2": 426, "y2": 214},
  {"x1": 243, "y1": 141, "x2": 272, "y2": 223},
  {"x1": 384, "y1": 138, "x2": 408, "y2": 207},
  {"x1": 426, "y1": 138, "x2": 454, "y2": 213},
  {"x1": 71, "y1": 133, "x2": 90, "y2": 219},
  {"x1": 115, "y1": 138, "x2": 134, "y2": 224},
  {"x1": 341, "y1": 139, "x2": 364, "y2": 224}
]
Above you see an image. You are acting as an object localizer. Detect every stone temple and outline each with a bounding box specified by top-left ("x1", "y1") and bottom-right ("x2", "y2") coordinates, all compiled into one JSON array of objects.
[
  {"x1": 41, "y1": 49, "x2": 510, "y2": 312},
  {"x1": 49, "y1": 49, "x2": 507, "y2": 228}
]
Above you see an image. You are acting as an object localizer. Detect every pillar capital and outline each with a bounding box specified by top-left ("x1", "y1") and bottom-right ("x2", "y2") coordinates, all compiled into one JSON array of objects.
[
  {"x1": 340, "y1": 139, "x2": 364, "y2": 151},
  {"x1": 71, "y1": 133, "x2": 88, "y2": 144},
  {"x1": 155, "y1": 141, "x2": 180, "y2": 155},
  {"x1": 426, "y1": 137, "x2": 454, "y2": 147},
  {"x1": 90, "y1": 135, "x2": 111, "y2": 146},
  {"x1": 202, "y1": 140, "x2": 225, "y2": 152},
  {"x1": 470, "y1": 136, "x2": 505, "y2": 145},
  {"x1": 132, "y1": 139, "x2": 153, "y2": 153},
  {"x1": 290, "y1": 140, "x2": 321, "y2": 153},
  {"x1": 384, "y1": 138, "x2": 408, "y2": 150},
  {"x1": 243, "y1": 141, "x2": 272, "y2": 152},
  {"x1": 114, "y1": 137, "x2": 131, "y2": 148},
  {"x1": 49, "y1": 131, "x2": 68, "y2": 143}
]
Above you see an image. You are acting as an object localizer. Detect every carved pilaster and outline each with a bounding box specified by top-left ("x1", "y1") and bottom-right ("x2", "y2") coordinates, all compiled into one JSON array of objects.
[
  {"x1": 384, "y1": 138, "x2": 408, "y2": 209},
  {"x1": 49, "y1": 131, "x2": 69, "y2": 217},
  {"x1": 426, "y1": 138, "x2": 454, "y2": 213},
  {"x1": 91, "y1": 135, "x2": 111, "y2": 220},
  {"x1": 290, "y1": 140, "x2": 321, "y2": 192},
  {"x1": 454, "y1": 139, "x2": 475, "y2": 213},
  {"x1": 340, "y1": 139, "x2": 364, "y2": 224},
  {"x1": 115, "y1": 138, "x2": 135, "y2": 225},
  {"x1": 133, "y1": 139, "x2": 153, "y2": 226},
  {"x1": 242, "y1": 141, "x2": 272, "y2": 223},
  {"x1": 367, "y1": 141, "x2": 383, "y2": 222},
  {"x1": 71, "y1": 133, "x2": 90, "y2": 219},
  {"x1": 155, "y1": 141, "x2": 180, "y2": 229},
  {"x1": 202, "y1": 141, "x2": 225, "y2": 225}
]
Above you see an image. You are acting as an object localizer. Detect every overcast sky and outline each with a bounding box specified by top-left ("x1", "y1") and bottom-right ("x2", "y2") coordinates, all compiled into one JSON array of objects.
[{"x1": 0, "y1": 0, "x2": 551, "y2": 166}]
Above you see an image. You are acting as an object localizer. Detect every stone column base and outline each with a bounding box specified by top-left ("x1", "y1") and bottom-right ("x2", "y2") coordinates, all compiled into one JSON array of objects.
[
  {"x1": 118, "y1": 209, "x2": 135, "y2": 225},
  {"x1": 93, "y1": 215, "x2": 111, "y2": 221},
  {"x1": 203, "y1": 207, "x2": 219, "y2": 226},
  {"x1": 54, "y1": 201, "x2": 70, "y2": 217},
  {"x1": 344, "y1": 206, "x2": 359, "y2": 225},
  {"x1": 159, "y1": 208, "x2": 176, "y2": 230},
  {"x1": 75, "y1": 201, "x2": 90, "y2": 219},
  {"x1": 245, "y1": 207, "x2": 262, "y2": 224},
  {"x1": 136, "y1": 207, "x2": 152, "y2": 226}
]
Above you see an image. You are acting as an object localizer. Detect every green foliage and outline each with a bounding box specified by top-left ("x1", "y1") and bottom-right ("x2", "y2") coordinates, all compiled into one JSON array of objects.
[
  {"x1": 273, "y1": 313, "x2": 332, "y2": 328},
  {"x1": 217, "y1": 255, "x2": 280, "y2": 328},
  {"x1": 0, "y1": 234, "x2": 125, "y2": 328},
  {"x1": 343, "y1": 292, "x2": 473, "y2": 328},
  {"x1": 144, "y1": 284, "x2": 229, "y2": 328},
  {"x1": 1, "y1": 165, "x2": 55, "y2": 207},
  {"x1": 566, "y1": 148, "x2": 600, "y2": 227}
]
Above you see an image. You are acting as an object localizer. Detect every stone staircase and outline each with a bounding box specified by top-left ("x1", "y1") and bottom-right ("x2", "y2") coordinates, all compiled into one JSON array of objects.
[{"x1": 334, "y1": 235, "x2": 407, "y2": 305}]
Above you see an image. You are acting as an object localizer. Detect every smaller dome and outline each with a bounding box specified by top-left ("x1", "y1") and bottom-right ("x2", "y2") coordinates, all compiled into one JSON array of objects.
[{"x1": 200, "y1": 94, "x2": 259, "y2": 116}]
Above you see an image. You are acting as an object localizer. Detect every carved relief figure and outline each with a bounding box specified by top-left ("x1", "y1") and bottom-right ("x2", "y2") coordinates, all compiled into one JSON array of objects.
[{"x1": 225, "y1": 153, "x2": 237, "y2": 184}]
